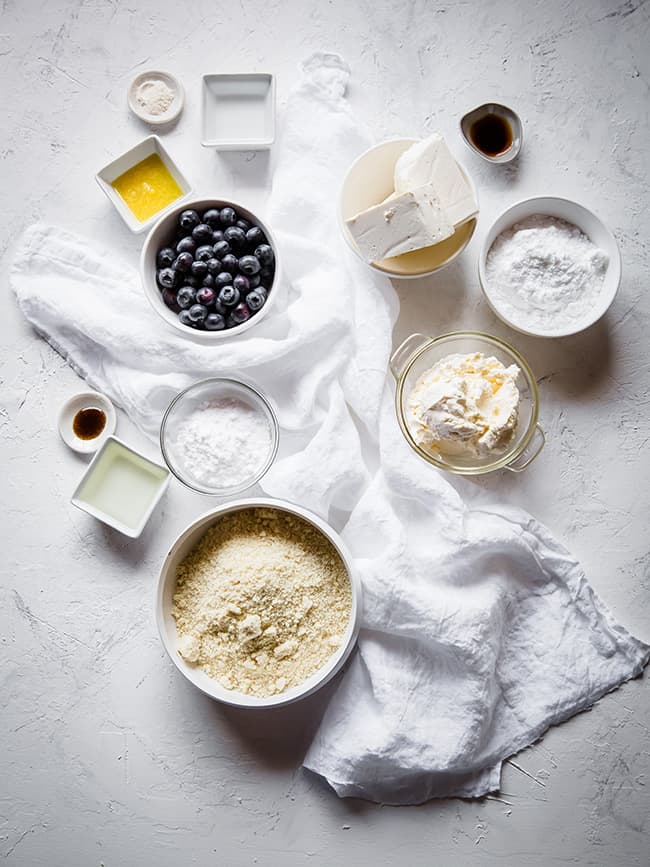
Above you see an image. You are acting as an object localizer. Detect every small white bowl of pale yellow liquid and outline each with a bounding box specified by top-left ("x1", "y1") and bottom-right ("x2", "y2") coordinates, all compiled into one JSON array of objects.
[
  {"x1": 71, "y1": 437, "x2": 170, "y2": 538},
  {"x1": 339, "y1": 135, "x2": 479, "y2": 279},
  {"x1": 96, "y1": 135, "x2": 192, "y2": 233}
]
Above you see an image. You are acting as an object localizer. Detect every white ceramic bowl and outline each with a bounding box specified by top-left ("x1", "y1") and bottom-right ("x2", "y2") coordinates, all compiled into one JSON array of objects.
[
  {"x1": 339, "y1": 138, "x2": 478, "y2": 279},
  {"x1": 201, "y1": 73, "x2": 275, "y2": 149},
  {"x1": 156, "y1": 498, "x2": 362, "y2": 708},
  {"x1": 95, "y1": 135, "x2": 192, "y2": 234},
  {"x1": 141, "y1": 197, "x2": 281, "y2": 342},
  {"x1": 57, "y1": 390, "x2": 116, "y2": 454},
  {"x1": 479, "y1": 196, "x2": 622, "y2": 338},
  {"x1": 128, "y1": 70, "x2": 185, "y2": 126}
]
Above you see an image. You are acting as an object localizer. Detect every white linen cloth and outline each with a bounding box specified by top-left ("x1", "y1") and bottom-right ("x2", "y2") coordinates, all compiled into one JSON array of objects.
[{"x1": 11, "y1": 53, "x2": 649, "y2": 804}]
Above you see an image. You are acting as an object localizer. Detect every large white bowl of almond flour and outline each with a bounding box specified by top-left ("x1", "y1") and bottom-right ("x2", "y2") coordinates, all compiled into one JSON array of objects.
[
  {"x1": 479, "y1": 196, "x2": 621, "y2": 338},
  {"x1": 156, "y1": 498, "x2": 361, "y2": 708}
]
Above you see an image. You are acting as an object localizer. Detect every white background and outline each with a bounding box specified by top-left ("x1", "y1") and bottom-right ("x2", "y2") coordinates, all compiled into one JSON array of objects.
[{"x1": 2, "y1": 0, "x2": 649, "y2": 864}]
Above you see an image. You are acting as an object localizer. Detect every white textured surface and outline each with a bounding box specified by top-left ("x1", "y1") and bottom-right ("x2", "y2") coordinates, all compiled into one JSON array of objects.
[{"x1": 2, "y1": 0, "x2": 649, "y2": 865}]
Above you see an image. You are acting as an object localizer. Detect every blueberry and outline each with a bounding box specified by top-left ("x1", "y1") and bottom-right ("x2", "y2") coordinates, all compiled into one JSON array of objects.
[
  {"x1": 191, "y1": 260, "x2": 208, "y2": 279},
  {"x1": 236, "y1": 218, "x2": 251, "y2": 232},
  {"x1": 202, "y1": 274, "x2": 215, "y2": 289},
  {"x1": 179, "y1": 210, "x2": 200, "y2": 232},
  {"x1": 184, "y1": 275, "x2": 199, "y2": 288},
  {"x1": 238, "y1": 255, "x2": 261, "y2": 276},
  {"x1": 157, "y1": 267, "x2": 178, "y2": 290},
  {"x1": 157, "y1": 247, "x2": 175, "y2": 269},
  {"x1": 215, "y1": 271, "x2": 233, "y2": 289},
  {"x1": 221, "y1": 253, "x2": 239, "y2": 275},
  {"x1": 162, "y1": 288, "x2": 180, "y2": 312},
  {"x1": 188, "y1": 304, "x2": 208, "y2": 323},
  {"x1": 248, "y1": 273, "x2": 261, "y2": 289},
  {"x1": 227, "y1": 302, "x2": 251, "y2": 327},
  {"x1": 212, "y1": 229, "x2": 225, "y2": 244},
  {"x1": 246, "y1": 288, "x2": 267, "y2": 311},
  {"x1": 196, "y1": 286, "x2": 216, "y2": 306},
  {"x1": 233, "y1": 274, "x2": 250, "y2": 293},
  {"x1": 205, "y1": 313, "x2": 226, "y2": 331},
  {"x1": 213, "y1": 240, "x2": 230, "y2": 259},
  {"x1": 255, "y1": 244, "x2": 274, "y2": 267},
  {"x1": 219, "y1": 206, "x2": 237, "y2": 227},
  {"x1": 213, "y1": 298, "x2": 228, "y2": 316},
  {"x1": 177, "y1": 286, "x2": 196, "y2": 309},
  {"x1": 202, "y1": 208, "x2": 221, "y2": 227},
  {"x1": 260, "y1": 266, "x2": 274, "y2": 283},
  {"x1": 206, "y1": 257, "x2": 222, "y2": 274},
  {"x1": 192, "y1": 223, "x2": 213, "y2": 244},
  {"x1": 172, "y1": 252, "x2": 194, "y2": 273},
  {"x1": 224, "y1": 226, "x2": 247, "y2": 250},
  {"x1": 246, "y1": 226, "x2": 265, "y2": 247},
  {"x1": 195, "y1": 245, "x2": 213, "y2": 263},
  {"x1": 176, "y1": 236, "x2": 196, "y2": 255},
  {"x1": 178, "y1": 309, "x2": 195, "y2": 327},
  {"x1": 218, "y1": 284, "x2": 240, "y2": 307}
]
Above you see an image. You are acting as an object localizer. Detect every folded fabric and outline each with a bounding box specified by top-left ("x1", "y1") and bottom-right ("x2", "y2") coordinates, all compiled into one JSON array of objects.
[{"x1": 11, "y1": 52, "x2": 649, "y2": 803}]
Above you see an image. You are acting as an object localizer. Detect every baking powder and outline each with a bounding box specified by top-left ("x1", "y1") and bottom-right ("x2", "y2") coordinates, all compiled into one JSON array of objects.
[
  {"x1": 135, "y1": 78, "x2": 175, "y2": 116},
  {"x1": 485, "y1": 215, "x2": 609, "y2": 334},
  {"x1": 171, "y1": 398, "x2": 272, "y2": 489}
]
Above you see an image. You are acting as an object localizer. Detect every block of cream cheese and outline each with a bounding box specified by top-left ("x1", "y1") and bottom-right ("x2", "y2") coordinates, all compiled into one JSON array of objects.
[
  {"x1": 394, "y1": 134, "x2": 478, "y2": 228},
  {"x1": 346, "y1": 186, "x2": 454, "y2": 262}
]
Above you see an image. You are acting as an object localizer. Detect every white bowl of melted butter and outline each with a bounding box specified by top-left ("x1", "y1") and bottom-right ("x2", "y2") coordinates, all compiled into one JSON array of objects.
[{"x1": 390, "y1": 331, "x2": 545, "y2": 474}]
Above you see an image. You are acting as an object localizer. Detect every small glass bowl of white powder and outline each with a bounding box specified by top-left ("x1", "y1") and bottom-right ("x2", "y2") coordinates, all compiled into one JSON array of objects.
[
  {"x1": 160, "y1": 378, "x2": 279, "y2": 495},
  {"x1": 479, "y1": 197, "x2": 621, "y2": 338}
]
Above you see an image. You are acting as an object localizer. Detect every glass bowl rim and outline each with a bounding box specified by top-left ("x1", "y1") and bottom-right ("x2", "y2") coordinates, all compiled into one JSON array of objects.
[
  {"x1": 394, "y1": 330, "x2": 540, "y2": 475},
  {"x1": 159, "y1": 377, "x2": 280, "y2": 494}
]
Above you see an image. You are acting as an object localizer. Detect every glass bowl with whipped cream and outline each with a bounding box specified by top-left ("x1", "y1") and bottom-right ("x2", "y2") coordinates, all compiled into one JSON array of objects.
[{"x1": 390, "y1": 332, "x2": 545, "y2": 474}]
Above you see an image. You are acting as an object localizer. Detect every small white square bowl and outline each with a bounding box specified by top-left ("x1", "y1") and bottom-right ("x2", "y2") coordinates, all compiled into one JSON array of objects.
[
  {"x1": 95, "y1": 135, "x2": 192, "y2": 233},
  {"x1": 71, "y1": 436, "x2": 170, "y2": 538},
  {"x1": 201, "y1": 73, "x2": 275, "y2": 150}
]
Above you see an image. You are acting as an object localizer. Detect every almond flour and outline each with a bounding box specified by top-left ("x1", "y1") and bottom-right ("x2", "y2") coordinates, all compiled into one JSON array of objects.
[{"x1": 172, "y1": 507, "x2": 352, "y2": 697}]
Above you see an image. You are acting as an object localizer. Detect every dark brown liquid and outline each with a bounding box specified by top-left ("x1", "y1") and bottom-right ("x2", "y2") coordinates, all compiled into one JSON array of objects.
[
  {"x1": 73, "y1": 407, "x2": 106, "y2": 440},
  {"x1": 469, "y1": 114, "x2": 513, "y2": 156}
]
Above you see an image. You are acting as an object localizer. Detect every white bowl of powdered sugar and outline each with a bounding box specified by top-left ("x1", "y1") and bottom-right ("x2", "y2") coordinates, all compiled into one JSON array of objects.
[{"x1": 479, "y1": 196, "x2": 621, "y2": 338}]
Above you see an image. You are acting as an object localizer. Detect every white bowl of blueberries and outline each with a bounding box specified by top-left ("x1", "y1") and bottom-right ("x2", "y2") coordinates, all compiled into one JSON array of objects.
[{"x1": 141, "y1": 198, "x2": 279, "y2": 340}]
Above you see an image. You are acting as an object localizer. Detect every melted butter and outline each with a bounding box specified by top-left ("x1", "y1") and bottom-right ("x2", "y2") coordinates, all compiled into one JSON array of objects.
[{"x1": 111, "y1": 153, "x2": 182, "y2": 222}]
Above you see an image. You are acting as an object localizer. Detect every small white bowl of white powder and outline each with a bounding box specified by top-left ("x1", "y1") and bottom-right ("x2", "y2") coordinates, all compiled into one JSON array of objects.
[
  {"x1": 479, "y1": 196, "x2": 621, "y2": 338},
  {"x1": 160, "y1": 378, "x2": 279, "y2": 495},
  {"x1": 128, "y1": 70, "x2": 184, "y2": 126}
]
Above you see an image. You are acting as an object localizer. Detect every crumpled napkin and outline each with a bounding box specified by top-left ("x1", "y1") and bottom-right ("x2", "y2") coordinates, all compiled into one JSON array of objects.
[{"x1": 11, "y1": 52, "x2": 649, "y2": 804}]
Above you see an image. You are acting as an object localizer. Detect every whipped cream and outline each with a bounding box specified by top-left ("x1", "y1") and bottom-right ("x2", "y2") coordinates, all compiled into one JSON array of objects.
[{"x1": 406, "y1": 352, "x2": 520, "y2": 457}]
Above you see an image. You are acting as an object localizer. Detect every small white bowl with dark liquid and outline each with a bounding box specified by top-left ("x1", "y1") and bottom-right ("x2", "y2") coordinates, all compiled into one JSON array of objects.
[
  {"x1": 460, "y1": 103, "x2": 522, "y2": 164},
  {"x1": 57, "y1": 391, "x2": 116, "y2": 455}
]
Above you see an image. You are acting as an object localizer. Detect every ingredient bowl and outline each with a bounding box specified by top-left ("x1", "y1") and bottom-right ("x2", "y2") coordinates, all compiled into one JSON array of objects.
[
  {"x1": 156, "y1": 498, "x2": 362, "y2": 709},
  {"x1": 479, "y1": 196, "x2": 621, "y2": 338},
  {"x1": 96, "y1": 135, "x2": 192, "y2": 233},
  {"x1": 339, "y1": 138, "x2": 478, "y2": 279},
  {"x1": 390, "y1": 331, "x2": 545, "y2": 474},
  {"x1": 57, "y1": 390, "x2": 116, "y2": 454},
  {"x1": 460, "y1": 103, "x2": 522, "y2": 163},
  {"x1": 201, "y1": 73, "x2": 275, "y2": 150},
  {"x1": 128, "y1": 70, "x2": 184, "y2": 126},
  {"x1": 141, "y1": 197, "x2": 280, "y2": 342},
  {"x1": 160, "y1": 378, "x2": 279, "y2": 495},
  {"x1": 71, "y1": 436, "x2": 170, "y2": 537}
]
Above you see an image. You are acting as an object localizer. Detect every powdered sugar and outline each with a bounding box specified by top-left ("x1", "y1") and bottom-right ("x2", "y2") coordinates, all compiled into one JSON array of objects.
[
  {"x1": 485, "y1": 215, "x2": 609, "y2": 335},
  {"x1": 170, "y1": 398, "x2": 273, "y2": 490}
]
